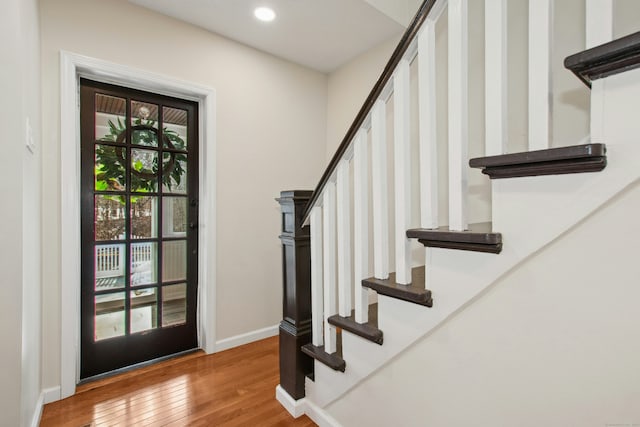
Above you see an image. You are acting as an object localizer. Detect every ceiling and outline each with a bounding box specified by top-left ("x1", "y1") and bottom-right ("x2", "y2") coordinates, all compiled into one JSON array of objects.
[{"x1": 128, "y1": 0, "x2": 405, "y2": 73}]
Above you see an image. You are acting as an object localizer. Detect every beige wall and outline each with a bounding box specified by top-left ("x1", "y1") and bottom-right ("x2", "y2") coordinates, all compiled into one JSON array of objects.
[
  {"x1": 364, "y1": 0, "x2": 423, "y2": 27},
  {"x1": 328, "y1": 180, "x2": 640, "y2": 426},
  {"x1": 40, "y1": 0, "x2": 327, "y2": 390},
  {"x1": 325, "y1": 37, "x2": 400, "y2": 162},
  {"x1": 0, "y1": 0, "x2": 42, "y2": 425}
]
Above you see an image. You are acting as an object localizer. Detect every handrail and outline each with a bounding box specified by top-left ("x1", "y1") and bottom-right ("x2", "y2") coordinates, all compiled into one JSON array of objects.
[{"x1": 302, "y1": 0, "x2": 437, "y2": 222}]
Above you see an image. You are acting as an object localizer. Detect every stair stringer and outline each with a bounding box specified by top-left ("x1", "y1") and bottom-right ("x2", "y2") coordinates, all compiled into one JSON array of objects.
[{"x1": 304, "y1": 68, "x2": 640, "y2": 412}]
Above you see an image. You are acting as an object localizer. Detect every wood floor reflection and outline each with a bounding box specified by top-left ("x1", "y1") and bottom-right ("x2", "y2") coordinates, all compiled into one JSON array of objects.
[{"x1": 40, "y1": 336, "x2": 316, "y2": 426}]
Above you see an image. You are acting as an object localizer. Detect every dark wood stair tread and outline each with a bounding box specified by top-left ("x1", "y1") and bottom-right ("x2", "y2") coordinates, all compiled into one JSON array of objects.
[
  {"x1": 564, "y1": 31, "x2": 640, "y2": 87},
  {"x1": 469, "y1": 144, "x2": 607, "y2": 179},
  {"x1": 301, "y1": 344, "x2": 346, "y2": 372},
  {"x1": 362, "y1": 267, "x2": 432, "y2": 307},
  {"x1": 407, "y1": 222, "x2": 502, "y2": 254},
  {"x1": 328, "y1": 303, "x2": 383, "y2": 345}
]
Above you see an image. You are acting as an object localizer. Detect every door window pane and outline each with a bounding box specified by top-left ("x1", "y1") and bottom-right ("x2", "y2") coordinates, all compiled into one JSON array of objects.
[
  {"x1": 162, "y1": 284, "x2": 186, "y2": 327},
  {"x1": 162, "y1": 153, "x2": 187, "y2": 194},
  {"x1": 131, "y1": 196, "x2": 157, "y2": 239},
  {"x1": 95, "y1": 195, "x2": 126, "y2": 241},
  {"x1": 163, "y1": 106, "x2": 188, "y2": 150},
  {"x1": 162, "y1": 240, "x2": 186, "y2": 282},
  {"x1": 162, "y1": 197, "x2": 187, "y2": 237},
  {"x1": 95, "y1": 292, "x2": 125, "y2": 341},
  {"x1": 131, "y1": 149, "x2": 158, "y2": 192},
  {"x1": 131, "y1": 101, "x2": 158, "y2": 127},
  {"x1": 95, "y1": 144, "x2": 126, "y2": 191},
  {"x1": 131, "y1": 101, "x2": 158, "y2": 147},
  {"x1": 131, "y1": 242, "x2": 157, "y2": 286},
  {"x1": 130, "y1": 288, "x2": 157, "y2": 334},
  {"x1": 132, "y1": 126, "x2": 159, "y2": 148},
  {"x1": 95, "y1": 94, "x2": 126, "y2": 142},
  {"x1": 95, "y1": 244, "x2": 125, "y2": 290}
]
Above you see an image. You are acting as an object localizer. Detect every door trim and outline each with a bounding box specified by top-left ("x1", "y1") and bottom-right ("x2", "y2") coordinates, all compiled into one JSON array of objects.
[{"x1": 60, "y1": 51, "x2": 217, "y2": 399}]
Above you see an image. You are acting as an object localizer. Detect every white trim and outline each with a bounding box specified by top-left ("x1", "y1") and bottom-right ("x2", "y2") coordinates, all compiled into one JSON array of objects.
[
  {"x1": 275, "y1": 385, "x2": 307, "y2": 418},
  {"x1": 59, "y1": 51, "x2": 216, "y2": 399},
  {"x1": 42, "y1": 386, "x2": 61, "y2": 404},
  {"x1": 214, "y1": 324, "x2": 279, "y2": 352},
  {"x1": 29, "y1": 392, "x2": 45, "y2": 427},
  {"x1": 274, "y1": 386, "x2": 343, "y2": 426},
  {"x1": 304, "y1": 399, "x2": 344, "y2": 427}
]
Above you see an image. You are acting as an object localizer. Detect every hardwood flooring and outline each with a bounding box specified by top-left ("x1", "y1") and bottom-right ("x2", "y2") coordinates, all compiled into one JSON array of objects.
[{"x1": 40, "y1": 336, "x2": 316, "y2": 426}]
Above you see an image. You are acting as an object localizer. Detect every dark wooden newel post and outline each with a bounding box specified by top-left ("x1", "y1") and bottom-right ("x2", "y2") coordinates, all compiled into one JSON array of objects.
[{"x1": 277, "y1": 190, "x2": 313, "y2": 400}]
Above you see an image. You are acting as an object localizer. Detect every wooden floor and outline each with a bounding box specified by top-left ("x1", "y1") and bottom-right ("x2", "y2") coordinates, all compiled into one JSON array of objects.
[{"x1": 40, "y1": 337, "x2": 316, "y2": 426}]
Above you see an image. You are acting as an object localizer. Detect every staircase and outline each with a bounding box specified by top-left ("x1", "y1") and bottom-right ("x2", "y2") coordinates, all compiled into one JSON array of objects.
[{"x1": 277, "y1": 0, "x2": 640, "y2": 425}]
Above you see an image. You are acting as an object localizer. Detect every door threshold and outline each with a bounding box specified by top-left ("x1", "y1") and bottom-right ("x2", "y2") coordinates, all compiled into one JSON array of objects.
[{"x1": 77, "y1": 348, "x2": 202, "y2": 393}]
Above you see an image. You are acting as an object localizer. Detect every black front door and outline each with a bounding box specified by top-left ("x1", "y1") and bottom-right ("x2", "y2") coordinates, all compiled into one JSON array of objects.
[{"x1": 79, "y1": 79, "x2": 199, "y2": 379}]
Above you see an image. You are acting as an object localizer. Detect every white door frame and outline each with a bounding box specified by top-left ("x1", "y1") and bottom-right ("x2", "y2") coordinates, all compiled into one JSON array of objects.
[{"x1": 60, "y1": 51, "x2": 217, "y2": 399}]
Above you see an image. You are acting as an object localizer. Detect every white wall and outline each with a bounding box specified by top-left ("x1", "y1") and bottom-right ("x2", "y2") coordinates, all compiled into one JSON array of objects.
[
  {"x1": 40, "y1": 0, "x2": 327, "y2": 391},
  {"x1": 0, "y1": 0, "x2": 42, "y2": 425},
  {"x1": 327, "y1": 180, "x2": 640, "y2": 426}
]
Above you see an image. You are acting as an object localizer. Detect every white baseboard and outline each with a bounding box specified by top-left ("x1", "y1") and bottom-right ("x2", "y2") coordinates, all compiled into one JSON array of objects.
[
  {"x1": 274, "y1": 385, "x2": 343, "y2": 427},
  {"x1": 275, "y1": 385, "x2": 306, "y2": 418},
  {"x1": 304, "y1": 399, "x2": 343, "y2": 427},
  {"x1": 29, "y1": 392, "x2": 45, "y2": 427},
  {"x1": 214, "y1": 324, "x2": 279, "y2": 352},
  {"x1": 43, "y1": 386, "x2": 61, "y2": 404}
]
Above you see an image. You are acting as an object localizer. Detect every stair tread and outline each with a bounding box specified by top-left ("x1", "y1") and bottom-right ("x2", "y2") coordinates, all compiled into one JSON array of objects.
[
  {"x1": 407, "y1": 222, "x2": 501, "y2": 244},
  {"x1": 362, "y1": 267, "x2": 432, "y2": 307},
  {"x1": 468, "y1": 144, "x2": 607, "y2": 179},
  {"x1": 301, "y1": 343, "x2": 346, "y2": 372},
  {"x1": 564, "y1": 30, "x2": 640, "y2": 86},
  {"x1": 407, "y1": 223, "x2": 503, "y2": 254},
  {"x1": 328, "y1": 304, "x2": 383, "y2": 345}
]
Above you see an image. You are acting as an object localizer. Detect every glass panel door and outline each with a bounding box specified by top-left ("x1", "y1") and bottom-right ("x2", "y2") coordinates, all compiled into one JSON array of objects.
[{"x1": 80, "y1": 79, "x2": 199, "y2": 379}]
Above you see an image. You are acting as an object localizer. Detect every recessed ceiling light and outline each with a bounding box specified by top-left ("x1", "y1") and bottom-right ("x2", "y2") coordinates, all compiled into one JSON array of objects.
[{"x1": 254, "y1": 6, "x2": 276, "y2": 22}]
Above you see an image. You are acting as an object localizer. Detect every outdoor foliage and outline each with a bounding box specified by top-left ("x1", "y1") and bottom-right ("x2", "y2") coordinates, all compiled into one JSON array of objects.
[{"x1": 95, "y1": 117, "x2": 187, "y2": 196}]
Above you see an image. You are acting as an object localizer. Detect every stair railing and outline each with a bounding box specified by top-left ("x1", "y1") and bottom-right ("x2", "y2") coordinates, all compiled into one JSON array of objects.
[{"x1": 301, "y1": 0, "x2": 614, "y2": 359}]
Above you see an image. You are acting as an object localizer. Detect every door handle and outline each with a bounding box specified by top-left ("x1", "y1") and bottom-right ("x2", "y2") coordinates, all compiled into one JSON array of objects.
[{"x1": 189, "y1": 222, "x2": 198, "y2": 229}]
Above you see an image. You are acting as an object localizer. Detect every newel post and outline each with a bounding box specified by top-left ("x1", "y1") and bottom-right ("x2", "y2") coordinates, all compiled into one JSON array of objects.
[{"x1": 277, "y1": 190, "x2": 313, "y2": 400}]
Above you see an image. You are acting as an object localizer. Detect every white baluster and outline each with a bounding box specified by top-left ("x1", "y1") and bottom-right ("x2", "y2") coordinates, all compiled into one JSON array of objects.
[
  {"x1": 394, "y1": 59, "x2": 412, "y2": 285},
  {"x1": 310, "y1": 206, "x2": 324, "y2": 347},
  {"x1": 449, "y1": 0, "x2": 469, "y2": 231},
  {"x1": 586, "y1": 0, "x2": 613, "y2": 145},
  {"x1": 528, "y1": 0, "x2": 553, "y2": 151},
  {"x1": 418, "y1": 23, "x2": 439, "y2": 230},
  {"x1": 322, "y1": 183, "x2": 338, "y2": 353},
  {"x1": 353, "y1": 129, "x2": 370, "y2": 324},
  {"x1": 485, "y1": 0, "x2": 508, "y2": 156},
  {"x1": 337, "y1": 159, "x2": 352, "y2": 317},
  {"x1": 371, "y1": 100, "x2": 389, "y2": 280}
]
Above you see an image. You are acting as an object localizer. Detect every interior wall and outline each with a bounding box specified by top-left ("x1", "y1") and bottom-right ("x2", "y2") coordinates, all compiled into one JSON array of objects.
[
  {"x1": 327, "y1": 180, "x2": 640, "y2": 427},
  {"x1": 325, "y1": 36, "x2": 400, "y2": 162},
  {"x1": 39, "y1": 0, "x2": 328, "y2": 391},
  {"x1": 0, "y1": 2, "x2": 25, "y2": 425},
  {"x1": 0, "y1": 0, "x2": 42, "y2": 425},
  {"x1": 552, "y1": 0, "x2": 590, "y2": 147},
  {"x1": 364, "y1": 0, "x2": 423, "y2": 27}
]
